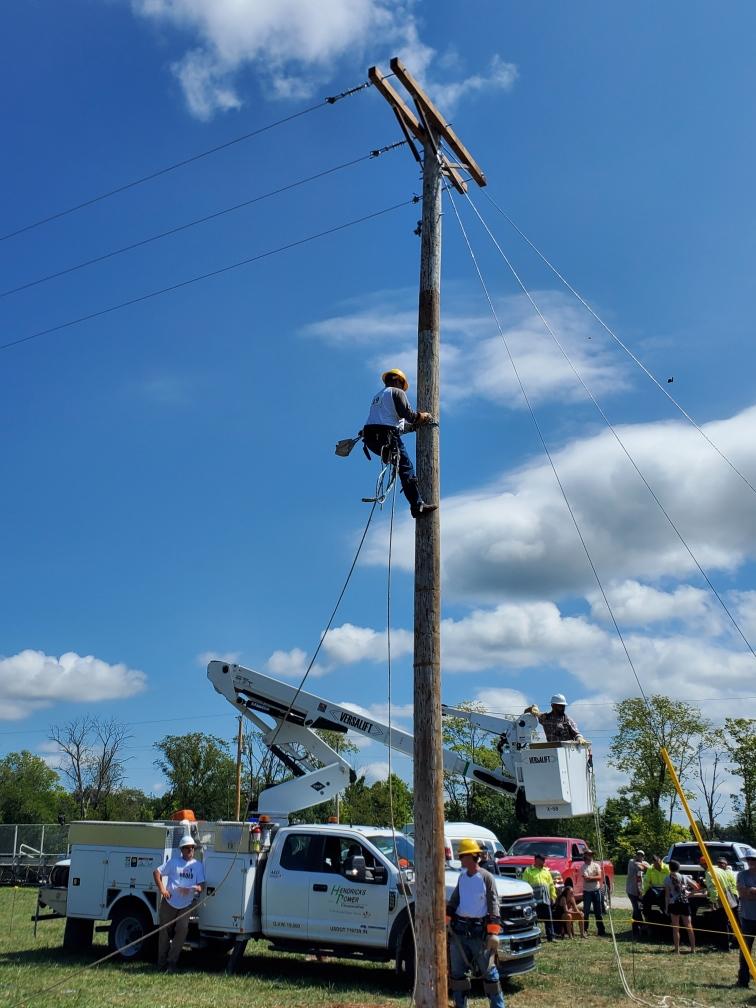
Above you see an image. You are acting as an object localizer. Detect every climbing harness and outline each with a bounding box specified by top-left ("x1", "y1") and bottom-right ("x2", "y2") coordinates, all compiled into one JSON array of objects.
[
  {"x1": 333, "y1": 429, "x2": 397, "y2": 504},
  {"x1": 362, "y1": 435, "x2": 401, "y2": 505}
]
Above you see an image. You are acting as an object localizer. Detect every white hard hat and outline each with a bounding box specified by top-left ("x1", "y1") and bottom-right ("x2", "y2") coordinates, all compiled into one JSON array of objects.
[
  {"x1": 550, "y1": 693, "x2": 567, "y2": 706},
  {"x1": 178, "y1": 835, "x2": 196, "y2": 848}
]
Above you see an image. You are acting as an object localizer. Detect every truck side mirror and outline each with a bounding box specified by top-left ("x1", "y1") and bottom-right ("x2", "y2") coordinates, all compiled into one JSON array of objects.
[{"x1": 343, "y1": 855, "x2": 367, "y2": 881}]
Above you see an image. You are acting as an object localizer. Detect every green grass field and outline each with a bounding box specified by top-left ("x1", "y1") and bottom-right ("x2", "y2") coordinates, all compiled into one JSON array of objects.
[{"x1": 0, "y1": 888, "x2": 752, "y2": 1008}]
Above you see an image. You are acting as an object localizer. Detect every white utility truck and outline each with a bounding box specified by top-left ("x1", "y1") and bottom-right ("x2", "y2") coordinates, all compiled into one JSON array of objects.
[
  {"x1": 36, "y1": 661, "x2": 593, "y2": 979},
  {"x1": 37, "y1": 817, "x2": 541, "y2": 980}
]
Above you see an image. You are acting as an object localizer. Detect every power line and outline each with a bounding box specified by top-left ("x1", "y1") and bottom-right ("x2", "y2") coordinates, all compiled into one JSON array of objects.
[
  {"x1": 447, "y1": 184, "x2": 658, "y2": 742},
  {"x1": 0, "y1": 195, "x2": 419, "y2": 354},
  {"x1": 0, "y1": 712, "x2": 234, "y2": 738},
  {"x1": 0, "y1": 81, "x2": 371, "y2": 244},
  {"x1": 461, "y1": 189, "x2": 756, "y2": 670},
  {"x1": 0, "y1": 142, "x2": 405, "y2": 300},
  {"x1": 481, "y1": 190, "x2": 756, "y2": 500}
]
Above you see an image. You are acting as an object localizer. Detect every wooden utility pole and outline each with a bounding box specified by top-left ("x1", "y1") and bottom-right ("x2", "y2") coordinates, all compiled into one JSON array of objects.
[
  {"x1": 369, "y1": 59, "x2": 486, "y2": 1006},
  {"x1": 234, "y1": 715, "x2": 243, "y2": 821}
]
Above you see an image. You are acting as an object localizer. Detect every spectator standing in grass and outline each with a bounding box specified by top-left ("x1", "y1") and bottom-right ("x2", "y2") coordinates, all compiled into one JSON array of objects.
[
  {"x1": 626, "y1": 849, "x2": 648, "y2": 939},
  {"x1": 642, "y1": 854, "x2": 670, "y2": 917},
  {"x1": 663, "y1": 859, "x2": 696, "y2": 955},
  {"x1": 735, "y1": 848, "x2": 756, "y2": 989},
  {"x1": 581, "y1": 850, "x2": 605, "y2": 936},
  {"x1": 701, "y1": 856, "x2": 738, "y2": 951},
  {"x1": 522, "y1": 853, "x2": 557, "y2": 941}
]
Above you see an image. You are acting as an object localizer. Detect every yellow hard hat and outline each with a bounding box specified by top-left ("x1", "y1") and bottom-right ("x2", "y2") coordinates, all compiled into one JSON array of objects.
[
  {"x1": 457, "y1": 838, "x2": 484, "y2": 857},
  {"x1": 381, "y1": 368, "x2": 409, "y2": 391}
]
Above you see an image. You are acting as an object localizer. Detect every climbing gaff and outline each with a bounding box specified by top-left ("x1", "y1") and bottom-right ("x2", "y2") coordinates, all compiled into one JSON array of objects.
[{"x1": 660, "y1": 746, "x2": 756, "y2": 984}]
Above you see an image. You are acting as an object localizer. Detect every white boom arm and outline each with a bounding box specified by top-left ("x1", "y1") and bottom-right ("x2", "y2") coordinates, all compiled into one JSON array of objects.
[{"x1": 207, "y1": 661, "x2": 592, "y2": 818}]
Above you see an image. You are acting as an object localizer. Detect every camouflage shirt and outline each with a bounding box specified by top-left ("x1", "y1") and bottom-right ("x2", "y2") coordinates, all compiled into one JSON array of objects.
[{"x1": 538, "y1": 710, "x2": 581, "y2": 742}]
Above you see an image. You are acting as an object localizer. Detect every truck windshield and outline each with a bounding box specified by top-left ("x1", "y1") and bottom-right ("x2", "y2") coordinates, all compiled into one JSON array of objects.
[
  {"x1": 509, "y1": 840, "x2": 567, "y2": 858},
  {"x1": 366, "y1": 834, "x2": 415, "y2": 868}
]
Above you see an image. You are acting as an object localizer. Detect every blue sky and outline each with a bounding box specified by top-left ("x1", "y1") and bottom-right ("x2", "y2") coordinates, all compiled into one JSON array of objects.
[{"x1": 2, "y1": 1, "x2": 756, "y2": 813}]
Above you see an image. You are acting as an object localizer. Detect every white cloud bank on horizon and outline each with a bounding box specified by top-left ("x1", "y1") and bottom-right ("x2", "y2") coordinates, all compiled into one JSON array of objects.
[
  {"x1": 366, "y1": 404, "x2": 756, "y2": 602},
  {"x1": 132, "y1": 1, "x2": 517, "y2": 120},
  {"x1": 0, "y1": 650, "x2": 147, "y2": 720},
  {"x1": 259, "y1": 402, "x2": 756, "y2": 723}
]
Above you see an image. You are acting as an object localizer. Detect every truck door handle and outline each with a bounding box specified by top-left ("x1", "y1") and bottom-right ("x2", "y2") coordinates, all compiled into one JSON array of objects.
[{"x1": 312, "y1": 884, "x2": 328, "y2": 892}]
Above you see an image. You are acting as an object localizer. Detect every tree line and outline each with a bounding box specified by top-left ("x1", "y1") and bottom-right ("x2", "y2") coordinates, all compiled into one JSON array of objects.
[{"x1": 1, "y1": 699, "x2": 754, "y2": 866}]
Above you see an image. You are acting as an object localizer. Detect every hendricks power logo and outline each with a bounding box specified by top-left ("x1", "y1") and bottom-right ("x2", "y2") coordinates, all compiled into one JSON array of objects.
[{"x1": 331, "y1": 885, "x2": 367, "y2": 906}]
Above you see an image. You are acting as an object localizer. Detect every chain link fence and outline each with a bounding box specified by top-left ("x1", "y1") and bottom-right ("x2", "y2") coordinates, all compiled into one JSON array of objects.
[{"x1": 0, "y1": 823, "x2": 69, "y2": 885}]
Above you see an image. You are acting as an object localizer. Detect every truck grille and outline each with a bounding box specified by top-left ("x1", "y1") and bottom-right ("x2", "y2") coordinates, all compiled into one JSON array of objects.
[
  {"x1": 499, "y1": 866, "x2": 521, "y2": 879},
  {"x1": 499, "y1": 894, "x2": 537, "y2": 935}
]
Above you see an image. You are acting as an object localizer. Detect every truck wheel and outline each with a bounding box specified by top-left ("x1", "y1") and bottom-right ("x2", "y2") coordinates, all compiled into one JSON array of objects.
[
  {"x1": 108, "y1": 904, "x2": 156, "y2": 962},
  {"x1": 396, "y1": 932, "x2": 416, "y2": 989},
  {"x1": 63, "y1": 917, "x2": 94, "y2": 952}
]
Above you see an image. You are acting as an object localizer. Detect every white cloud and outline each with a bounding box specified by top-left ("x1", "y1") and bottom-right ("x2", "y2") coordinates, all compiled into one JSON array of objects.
[
  {"x1": 303, "y1": 290, "x2": 624, "y2": 409},
  {"x1": 196, "y1": 650, "x2": 241, "y2": 668},
  {"x1": 265, "y1": 647, "x2": 308, "y2": 678},
  {"x1": 588, "y1": 580, "x2": 714, "y2": 629},
  {"x1": 321, "y1": 622, "x2": 412, "y2": 665},
  {"x1": 171, "y1": 48, "x2": 243, "y2": 120},
  {"x1": 0, "y1": 650, "x2": 146, "y2": 721},
  {"x1": 442, "y1": 602, "x2": 604, "y2": 672},
  {"x1": 132, "y1": 1, "x2": 517, "y2": 119},
  {"x1": 431, "y1": 55, "x2": 518, "y2": 108},
  {"x1": 359, "y1": 760, "x2": 390, "y2": 783},
  {"x1": 369, "y1": 405, "x2": 756, "y2": 602},
  {"x1": 470, "y1": 687, "x2": 529, "y2": 716}
]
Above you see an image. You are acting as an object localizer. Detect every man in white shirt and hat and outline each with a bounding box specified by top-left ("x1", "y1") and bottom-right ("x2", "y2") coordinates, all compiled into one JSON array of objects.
[{"x1": 153, "y1": 835, "x2": 205, "y2": 972}]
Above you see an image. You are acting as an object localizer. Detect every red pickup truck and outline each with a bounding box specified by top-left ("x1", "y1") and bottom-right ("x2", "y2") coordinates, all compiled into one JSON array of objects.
[{"x1": 497, "y1": 836, "x2": 614, "y2": 903}]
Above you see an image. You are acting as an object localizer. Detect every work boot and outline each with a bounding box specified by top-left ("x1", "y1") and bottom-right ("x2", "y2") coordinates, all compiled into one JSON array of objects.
[{"x1": 411, "y1": 502, "x2": 438, "y2": 518}]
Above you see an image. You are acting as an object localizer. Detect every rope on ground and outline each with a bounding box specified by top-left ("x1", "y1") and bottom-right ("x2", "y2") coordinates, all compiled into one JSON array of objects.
[{"x1": 479, "y1": 189, "x2": 756, "y2": 500}]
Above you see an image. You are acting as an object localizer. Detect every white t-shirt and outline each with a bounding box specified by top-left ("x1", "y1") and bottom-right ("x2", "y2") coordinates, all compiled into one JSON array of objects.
[
  {"x1": 157, "y1": 855, "x2": 205, "y2": 909},
  {"x1": 582, "y1": 860, "x2": 602, "y2": 892},
  {"x1": 456, "y1": 870, "x2": 487, "y2": 918}
]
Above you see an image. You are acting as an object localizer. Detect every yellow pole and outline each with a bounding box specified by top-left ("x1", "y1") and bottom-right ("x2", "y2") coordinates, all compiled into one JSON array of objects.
[{"x1": 660, "y1": 746, "x2": 755, "y2": 982}]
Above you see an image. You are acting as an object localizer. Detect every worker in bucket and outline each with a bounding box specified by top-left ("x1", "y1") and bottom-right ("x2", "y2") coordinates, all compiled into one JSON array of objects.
[
  {"x1": 525, "y1": 694, "x2": 586, "y2": 744},
  {"x1": 446, "y1": 838, "x2": 506, "y2": 1008},
  {"x1": 153, "y1": 835, "x2": 205, "y2": 972},
  {"x1": 362, "y1": 368, "x2": 437, "y2": 517}
]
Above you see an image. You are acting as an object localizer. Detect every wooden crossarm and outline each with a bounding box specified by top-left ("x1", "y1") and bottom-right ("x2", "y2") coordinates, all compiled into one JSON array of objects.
[{"x1": 389, "y1": 57, "x2": 486, "y2": 187}]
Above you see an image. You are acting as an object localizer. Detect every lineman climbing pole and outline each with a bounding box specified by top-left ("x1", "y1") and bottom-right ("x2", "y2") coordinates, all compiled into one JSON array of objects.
[{"x1": 369, "y1": 59, "x2": 487, "y2": 1007}]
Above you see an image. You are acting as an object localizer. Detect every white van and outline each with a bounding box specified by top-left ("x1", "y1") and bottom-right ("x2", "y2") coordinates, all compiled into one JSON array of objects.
[{"x1": 405, "y1": 821, "x2": 506, "y2": 867}]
